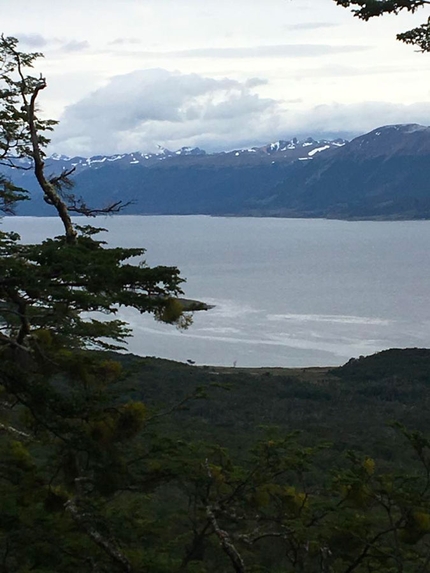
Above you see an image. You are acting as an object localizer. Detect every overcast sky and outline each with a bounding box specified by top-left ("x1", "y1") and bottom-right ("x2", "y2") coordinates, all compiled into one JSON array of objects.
[{"x1": 4, "y1": 0, "x2": 430, "y2": 155}]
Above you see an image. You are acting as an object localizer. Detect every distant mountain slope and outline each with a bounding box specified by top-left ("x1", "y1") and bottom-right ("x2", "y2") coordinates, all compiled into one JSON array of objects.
[
  {"x1": 3, "y1": 124, "x2": 430, "y2": 219},
  {"x1": 255, "y1": 124, "x2": 430, "y2": 219},
  {"x1": 6, "y1": 136, "x2": 345, "y2": 216}
]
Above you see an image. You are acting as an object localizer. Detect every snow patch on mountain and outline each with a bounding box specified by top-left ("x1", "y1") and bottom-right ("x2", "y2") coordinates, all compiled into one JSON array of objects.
[{"x1": 308, "y1": 145, "x2": 330, "y2": 157}]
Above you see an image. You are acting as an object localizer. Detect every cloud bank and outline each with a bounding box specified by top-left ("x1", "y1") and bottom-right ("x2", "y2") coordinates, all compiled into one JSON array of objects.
[
  {"x1": 52, "y1": 69, "x2": 430, "y2": 156},
  {"x1": 52, "y1": 69, "x2": 280, "y2": 155}
]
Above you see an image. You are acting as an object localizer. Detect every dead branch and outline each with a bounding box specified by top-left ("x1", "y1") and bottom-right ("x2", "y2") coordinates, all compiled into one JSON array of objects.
[
  {"x1": 205, "y1": 460, "x2": 247, "y2": 573},
  {"x1": 0, "y1": 422, "x2": 31, "y2": 440},
  {"x1": 48, "y1": 166, "x2": 76, "y2": 190},
  {"x1": 67, "y1": 199, "x2": 134, "y2": 217},
  {"x1": 206, "y1": 505, "x2": 247, "y2": 573},
  {"x1": 65, "y1": 496, "x2": 133, "y2": 573}
]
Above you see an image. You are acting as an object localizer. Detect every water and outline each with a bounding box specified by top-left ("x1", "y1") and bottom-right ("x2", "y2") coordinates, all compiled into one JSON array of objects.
[{"x1": 2, "y1": 215, "x2": 430, "y2": 367}]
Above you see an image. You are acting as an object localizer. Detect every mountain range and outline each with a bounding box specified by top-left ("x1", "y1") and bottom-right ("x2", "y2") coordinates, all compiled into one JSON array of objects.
[{"x1": 4, "y1": 123, "x2": 430, "y2": 219}]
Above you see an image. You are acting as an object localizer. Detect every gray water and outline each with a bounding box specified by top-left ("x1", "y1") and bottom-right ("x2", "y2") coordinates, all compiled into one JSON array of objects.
[{"x1": 3, "y1": 215, "x2": 430, "y2": 367}]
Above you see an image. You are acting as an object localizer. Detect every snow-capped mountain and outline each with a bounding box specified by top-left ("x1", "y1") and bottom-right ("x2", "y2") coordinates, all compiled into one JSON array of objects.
[
  {"x1": 265, "y1": 136, "x2": 346, "y2": 154},
  {"x1": 257, "y1": 123, "x2": 430, "y2": 219},
  {"x1": 34, "y1": 135, "x2": 348, "y2": 174},
  {"x1": 341, "y1": 124, "x2": 430, "y2": 158},
  {"x1": 3, "y1": 125, "x2": 430, "y2": 219}
]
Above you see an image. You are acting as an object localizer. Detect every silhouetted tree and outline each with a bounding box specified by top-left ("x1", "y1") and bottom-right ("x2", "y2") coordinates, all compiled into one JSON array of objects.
[{"x1": 335, "y1": 0, "x2": 430, "y2": 52}]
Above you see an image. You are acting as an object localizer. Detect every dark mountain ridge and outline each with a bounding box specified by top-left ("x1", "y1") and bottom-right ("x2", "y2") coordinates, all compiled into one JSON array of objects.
[
  {"x1": 3, "y1": 124, "x2": 430, "y2": 219},
  {"x1": 252, "y1": 124, "x2": 430, "y2": 219},
  {"x1": 6, "y1": 135, "x2": 346, "y2": 216}
]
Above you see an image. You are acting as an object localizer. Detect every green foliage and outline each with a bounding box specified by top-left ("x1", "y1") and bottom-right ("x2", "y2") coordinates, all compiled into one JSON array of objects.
[
  {"x1": 0, "y1": 35, "x2": 57, "y2": 164},
  {"x1": 0, "y1": 228, "x2": 185, "y2": 349},
  {"x1": 0, "y1": 35, "x2": 196, "y2": 572},
  {"x1": 335, "y1": 0, "x2": 430, "y2": 51},
  {"x1": 2, "y1": 34, "x2": 430, "y2": 573},
  {"x1": 161, "y1": 428, "x2": 430, "y2": 572},
  {"x1": 0, "y1": 34, "x2": 192, "y2": 350}
]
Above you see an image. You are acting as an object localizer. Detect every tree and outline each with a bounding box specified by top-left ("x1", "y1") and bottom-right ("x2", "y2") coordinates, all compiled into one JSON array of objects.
[
  {"x1": 0, "y1": 34, "x2": 196, "y2": 352},
  {"x1": 0, "y1": 35, "x2": 194, "y2": 572},
  {"x1": 335, "y1": 0, "x2": 430, "y2": 52}
]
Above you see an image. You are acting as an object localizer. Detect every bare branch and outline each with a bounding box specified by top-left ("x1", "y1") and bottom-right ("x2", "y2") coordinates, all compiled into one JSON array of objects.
[
  {"x1": 205, "y1": 460, "x2": 247, "y2": 573},
  {"x1": 65, "y1": 496, "x2": 133, "y2": 573},
  {"x1": 67, "y1": 199, "x2": 134, "y2": 217},
  {"x1": 206, "y1": 505, "x2": 247, "y2": 573},
  {"x1": 0, "y1": 422, "x2": 31, "y2": 440}
]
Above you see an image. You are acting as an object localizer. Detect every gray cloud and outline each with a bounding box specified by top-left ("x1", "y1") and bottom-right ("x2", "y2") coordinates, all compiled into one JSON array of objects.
[
  {"x1": 291, "y1": 63, "x2": 427, "y2": 81},
  {"x1": 14, "y1": 33, "x2": 48, "y2": 48},
  {"x1": 52, "y1": 69, "x2": 279, "y2": 156},
  {"x1": 245, "y1": 78, "x2": 268, "y2": 88},
  {"x1": 51, "y1": 69, "x2": 430, "y2": 156},
  {"x1": 194, "y1": 101, "x2": 430, "y2": 149},
  {"x1": 109, "y1": 37, "x2": 141, "y2": 46},
  {"x1": 61, "y1": 40, "x2": 90, "y2": 52},
  {"x1": 281, "y1": 102, "x2": 430, "y2": 141},
  {"x1": 285, "y1": 22, "x2": 340, "y2": 31},
  {"x1": 12, "y1": 34, "x2": 90, "y2": 53},
  {"x1": 113, "y1": 44, "x2": 370, "y2": 60}
]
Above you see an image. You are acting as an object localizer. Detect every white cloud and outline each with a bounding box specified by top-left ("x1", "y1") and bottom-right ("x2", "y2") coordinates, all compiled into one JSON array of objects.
[
  {"x1": 14, "y1": 33, "x2": 48, "y2": 48},
  {"x1": 117, "y1": 44, "x2": 371, "y2": 59},
  {"x1": 61, "y1": 39, "x2": 90, "y2": 53},
  {"x1": 52, "y1": 69, "x2": 280, "y2": 155},
  {"x1": 51, "y1": 71, "x2": 430, "y2": 156},
  {"x1": 11, "y1": 33, "x2": 91, "y2": 55},
  {"x1": 284, "y1": 22, "x2": 340, "y2": 31},
  {"x1": 285, "y1": 101, "x2": 430, "y2": 139},
  {"x1": 109, "y1": 37, "x2": 141, "y2": 46},
  {"x1": 15, "y1": 0, "x2": 423, "y2": 156}
]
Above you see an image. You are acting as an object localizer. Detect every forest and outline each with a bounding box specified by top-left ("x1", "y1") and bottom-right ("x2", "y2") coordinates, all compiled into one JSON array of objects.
[{"x1": 1, "y1": 0, "x2": 430, "y2": 569}]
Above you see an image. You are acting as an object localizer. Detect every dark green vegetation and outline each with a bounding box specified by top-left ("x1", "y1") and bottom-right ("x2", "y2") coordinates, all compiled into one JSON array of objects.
[
  {"x1": 4, "y1": 342, "x2": 430, "y2": 572},
  {"x1": 3, "y1": 36, "x2": 430, "y2": 573},
  {"x1": 117, "y1": 348, "x2": 430, "y2": 467},
  {"x1": 335, "y1": 0, "x2": 430, "y2": 52}
]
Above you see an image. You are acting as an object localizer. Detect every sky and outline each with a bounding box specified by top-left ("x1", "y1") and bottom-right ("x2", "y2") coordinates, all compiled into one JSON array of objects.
[{"x1": 3, "y1": 0, "x2": 430, "y2": 156}]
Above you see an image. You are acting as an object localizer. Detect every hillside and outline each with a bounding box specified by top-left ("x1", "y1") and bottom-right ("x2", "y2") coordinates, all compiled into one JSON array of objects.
[
  {"x1": 6, "y1": 136, "x2": 343, "y2": 216},
  {"x1": 116, "y1": 347, "x2": 430, "y2": 466},
  {"x1": 257, "y1": 124, "x2": 430, "y2": 219}
]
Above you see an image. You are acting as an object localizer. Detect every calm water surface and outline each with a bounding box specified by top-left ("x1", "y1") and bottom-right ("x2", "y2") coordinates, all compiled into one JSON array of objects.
[{"x1": 3, "y1": 215, "x2": 430, "y2": 367}]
